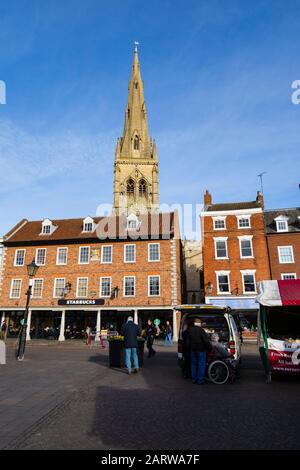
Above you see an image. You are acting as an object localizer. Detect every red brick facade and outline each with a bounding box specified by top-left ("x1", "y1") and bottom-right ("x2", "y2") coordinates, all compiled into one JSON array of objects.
[
  {"x1": 0, "y1": 238, "x2": 181, "y2": 309},
  {"x1": 201, "y1": 191, "x2": 270, "y2": 308},
  {"x1": 264, "y1": 209, "x2": 300, "y2": 280}
]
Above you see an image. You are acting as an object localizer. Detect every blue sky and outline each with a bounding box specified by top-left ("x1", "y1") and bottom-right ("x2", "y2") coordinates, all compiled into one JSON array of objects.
[{"x1": 0, "y1": 0, "x2": 299, "y2": 237}]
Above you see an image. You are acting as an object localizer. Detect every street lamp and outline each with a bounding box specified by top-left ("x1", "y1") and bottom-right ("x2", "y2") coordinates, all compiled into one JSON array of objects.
[{"x1": 16, "y1": 259, "x2": 39, "y2": 361}]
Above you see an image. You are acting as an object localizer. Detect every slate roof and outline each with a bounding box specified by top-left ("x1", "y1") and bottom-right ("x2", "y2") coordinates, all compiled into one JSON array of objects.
[
  {"x1": 3, "y1": 212, "x2": 176, "y2": 245},
  {"x1": 264, "y1": 208, "x2": 300, "y2": 234},
  {"x1": 206, "y1": 201, "x2": 261, "y2": 212}
]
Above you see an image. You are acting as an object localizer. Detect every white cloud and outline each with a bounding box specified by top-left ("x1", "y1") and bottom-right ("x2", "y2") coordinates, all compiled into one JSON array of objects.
[{"x1": 0, "y1": 119, "x2": 116, "y2": 193}]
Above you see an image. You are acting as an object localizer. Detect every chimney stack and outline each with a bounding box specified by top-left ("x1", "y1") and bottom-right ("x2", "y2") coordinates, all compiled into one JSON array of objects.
[
  {"x1": 256, "y1": 190, "x2": 264, "y2": 208},
  {"x1": 204, "y1": 190, "x2": 212, "y2": 207}
]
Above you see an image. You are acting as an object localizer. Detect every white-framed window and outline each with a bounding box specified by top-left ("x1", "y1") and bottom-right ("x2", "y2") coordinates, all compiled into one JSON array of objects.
[
  {"x1": 213, "y1": 217, "x2": 226, "y2": 230},
  {"x1": 84, "y1": 222, "x2": 93, "y2": 232},
  {"x1": 76, "y1": 277, "x2": 88, "y2": 297},
  {"x1": 0, "y1": 245, "x2": 3, "y2": 268},
  {"x1": 40, "y1": 219, "x2": 56, "y2": 236},
  {"x1": 237, "y1": 215, "x2": 251, "y2": 229},
  {"x1": 148, "y1": 243, "x2": 160, "y2": 262},
  {"x1": 42, "y1": 225, "x2": 51, "y2": 234},
  {"x1": 126, "y1": 214, "x2": 140, "y2": 230},
  {"x1": 281, "y1": 273, "x2": 297, "y2": 280},
  {"x1": 278, "y1": 246, "x2": 294, "y2": 264},
  {"x1": 14, "y1": 249, "x2": 26, "y2": 266},
  {"x1": 101, "y1": 245, "x2": 112, "y2": 264},
  {"x1": 53, "y1": 278, "x2": 65, "y2": 298},
  {"x1": 128, "y1": 219, "x2": 137, "y2": 229},
  {"x1": 216, "y1": 271, "x2": 230, "y2": 294},
  {"x1": 100, "y1": 277, "x2": 112, "y2": 297},
  {"x1": 214, "y1": 238, "x2": 228, "y2": 259},
  {"x1": 32, "y1": 279, "x2": 44, "y2": 298},
  {"x1": 79, "y1": 246, "x2": 90, "y2": 264},
  {"x1": 56, "y1": 247, "x2": 68, "y2": 265},
  {"x1": 36, "y1": 248, "x2": 46, "y2": 266},
  {"x1": 10, "y1": 279, "x2": 22, "y2": 298},
  {"x1": 124, "y1": 244, "x2": 136, "y2": 263},
  {"x1": 148, "y1": 275, "x2": 160, "y2": 296},
  {"x1": 123, "y1": 276, "x2": 135, "y2": 297},
  {"x1": 239, "y1": 236, "x2": 253, "y2": 258},
  {"x1": 275, "y1": 216, "x2": 289, "y2": 233},
  {"x1": 241, "y1": 271, "x2": 257, "y2": 294}
]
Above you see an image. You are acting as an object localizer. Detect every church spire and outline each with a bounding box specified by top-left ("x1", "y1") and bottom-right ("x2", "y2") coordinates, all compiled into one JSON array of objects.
[
  {"x1": 113, "y1": 45, "x2": 159, "y2": 214},
  {"x1": 116, "y1": 44, "x2": 152, "y2": 160}
]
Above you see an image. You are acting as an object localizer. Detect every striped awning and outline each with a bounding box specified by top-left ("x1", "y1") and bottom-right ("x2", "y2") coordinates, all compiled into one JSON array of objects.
[{"x1": 257, "y1": 280, "x2": 300, "y2": 307}]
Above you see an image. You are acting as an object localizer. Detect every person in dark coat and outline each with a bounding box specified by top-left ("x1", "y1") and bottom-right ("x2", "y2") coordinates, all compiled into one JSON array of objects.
[
  {"x1": 121, "y1": 316, "x2": 141, "y2": 374},
  {"x1": 145, "y1": 319, "x2": 157, "y2": 358},
  {"x1": 188, "y1": 318, "x2": 212, "y2": 384}
]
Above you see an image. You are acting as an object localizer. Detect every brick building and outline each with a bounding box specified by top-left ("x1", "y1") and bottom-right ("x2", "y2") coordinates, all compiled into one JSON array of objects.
[
  {"x1": 0, "y1": 213, "x2": 182, "y2": 340},
  {"x1": 201, "y1": 190, "x2": 270, "y2": 315},
  {"x1": 264, "y1": 208, "x2": 300, "y2": 280},
  {"x1": 0, "y1": 46, "x2": 183, "y2": 340}
]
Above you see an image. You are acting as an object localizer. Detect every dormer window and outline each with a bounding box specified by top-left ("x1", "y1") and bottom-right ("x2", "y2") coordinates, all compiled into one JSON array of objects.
[
  {"x1": 84, "y1": 223, "x2": 93, "y2": 232},
  {"x1": 275, "y1": 216, "x2": 289, "y2": 233},
  {"x1": 126, "y1": 214, "x2": 140, "y2": 231},
  {"x1": 40, "y1": 218, "x2": 56, "y2": 236},
  {"x1": 43, "y1": 225, "x2": 51, "y2": 234},
  {"x1": 82, "y1": 217, "x2": 95, "y2": 233}
]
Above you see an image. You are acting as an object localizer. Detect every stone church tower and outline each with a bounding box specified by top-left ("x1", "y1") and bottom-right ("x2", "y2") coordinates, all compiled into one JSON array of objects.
[{"x1": 113, "y1": 45, "x2": 159, "y2": 214}]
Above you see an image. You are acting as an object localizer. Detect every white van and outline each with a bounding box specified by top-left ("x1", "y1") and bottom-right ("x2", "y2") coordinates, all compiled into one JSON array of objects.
[{"x1": 177, "y1": 305, "x2": 241, "y2": 363}]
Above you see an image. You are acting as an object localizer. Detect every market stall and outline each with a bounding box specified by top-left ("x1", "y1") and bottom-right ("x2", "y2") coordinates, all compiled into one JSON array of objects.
[{"x1": 256, "y1": 280, "x2": 300, "y2": 382}]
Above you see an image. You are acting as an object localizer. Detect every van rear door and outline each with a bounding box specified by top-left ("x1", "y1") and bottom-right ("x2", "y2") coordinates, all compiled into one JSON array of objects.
[{"x1": 225, "y1": 313, "x2": 241, "y2": 360}]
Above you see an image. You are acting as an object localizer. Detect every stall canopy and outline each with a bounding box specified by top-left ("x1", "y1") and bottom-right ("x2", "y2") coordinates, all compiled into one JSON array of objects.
[{"x1": 257, "y1": 280, "x2": 300, "y2": 307}]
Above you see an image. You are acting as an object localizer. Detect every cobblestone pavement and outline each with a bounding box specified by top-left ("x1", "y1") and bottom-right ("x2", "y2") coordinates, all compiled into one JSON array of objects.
[{"x1": 1, "y1": 340, "x2": 300, "y2": 450}]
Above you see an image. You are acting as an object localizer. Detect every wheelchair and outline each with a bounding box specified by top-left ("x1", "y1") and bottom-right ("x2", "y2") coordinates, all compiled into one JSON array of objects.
[{"x1": 206, "y1": 350, "x2": 238, "y2": 385}]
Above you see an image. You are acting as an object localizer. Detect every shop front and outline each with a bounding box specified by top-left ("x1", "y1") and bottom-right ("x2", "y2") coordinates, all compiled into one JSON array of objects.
[{"x1": 1, "y1": 305, "x2": 179, "y2": 341}]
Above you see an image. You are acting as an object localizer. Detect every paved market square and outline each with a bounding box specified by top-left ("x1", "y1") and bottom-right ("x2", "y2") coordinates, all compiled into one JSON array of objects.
[{"x1": 0, "y1": 341, "x2": 299, "y2": 450}]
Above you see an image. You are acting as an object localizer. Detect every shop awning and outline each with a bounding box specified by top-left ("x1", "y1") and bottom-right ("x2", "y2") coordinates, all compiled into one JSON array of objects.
[{"x1": 257, "y1": 280, "x2": 300, "y2": 307}]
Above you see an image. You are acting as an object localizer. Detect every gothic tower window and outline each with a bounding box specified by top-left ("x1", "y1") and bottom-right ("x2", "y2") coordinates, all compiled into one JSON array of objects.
[
  {"x1": 134, "y1": 135, "x2": 139, "y2": 150},
  {"x1": 127, "y1": 179, "x2": 135, "y2": 199},
  {"x1": 139, "y1": 179, "x2": 147, "y2": 198}
]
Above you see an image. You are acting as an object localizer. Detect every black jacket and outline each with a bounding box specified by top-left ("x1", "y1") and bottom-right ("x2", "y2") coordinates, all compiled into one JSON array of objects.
[
  {"x1": 188, "y1": 326, "x2": 212, "y2": 352},
  {"x1": 121, "y1": 321, "x2": 141, "y2": 349},
  {"x1": 145, "y1": 324, "x2": 157, "y2": 339}
]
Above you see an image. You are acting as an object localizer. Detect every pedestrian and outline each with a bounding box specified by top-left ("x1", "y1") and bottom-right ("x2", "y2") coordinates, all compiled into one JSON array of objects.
[
  {"x1": 163, "y1": 320, "x2": 173, "y2": 347},
  {"x1": 145, "y1": 319, "x2": 157, "y2": 358},
  {"x1": 121, "y1": 316, "x2": 141, "y2": 374},
  {"x1": 86, "y1": 325, "x2": 92, "y2": 345},
  {"x1": 1, "y1": 321, "x2": 7, "y2": 341},
  {"x1": 182, "y1": 320, "x2": 192, "y2": 379},
  {"x1": 188, "y1": 318, "x2": 212, "y2": 385}
]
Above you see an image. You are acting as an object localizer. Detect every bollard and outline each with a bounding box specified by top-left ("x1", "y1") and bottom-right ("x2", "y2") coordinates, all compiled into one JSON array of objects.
[{"x1": 0, "y1": 340, "x2": 6, "y2": 365}]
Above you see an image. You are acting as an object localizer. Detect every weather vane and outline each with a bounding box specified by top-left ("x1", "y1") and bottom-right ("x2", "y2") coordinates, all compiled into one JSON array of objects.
[{"x1": 134, "y1": 41, "x2": 140, "y2": 51}]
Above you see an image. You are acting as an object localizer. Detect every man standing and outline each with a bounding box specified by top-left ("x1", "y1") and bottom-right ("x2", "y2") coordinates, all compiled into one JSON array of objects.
[
  {"x1": 121, "y1": 316, "x2": 141, "y2": 374},
  {"x1": 145, "y1": 319, "x2": 157, "y2": 358},
  {"x1": 1, "y1": 321, "x2": 7, "y2": 341},
  {"x1": 188, "y1": 318, "x2": 211, "y2": 385},
  {"x1": 164, "y1": 320, "x2": 173, "y2": 347}
]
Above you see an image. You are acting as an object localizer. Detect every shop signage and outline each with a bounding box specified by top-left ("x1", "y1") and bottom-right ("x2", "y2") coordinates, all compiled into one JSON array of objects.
[{"x1": 58, "y1": 299, "x2": 105, "y2": 306}]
